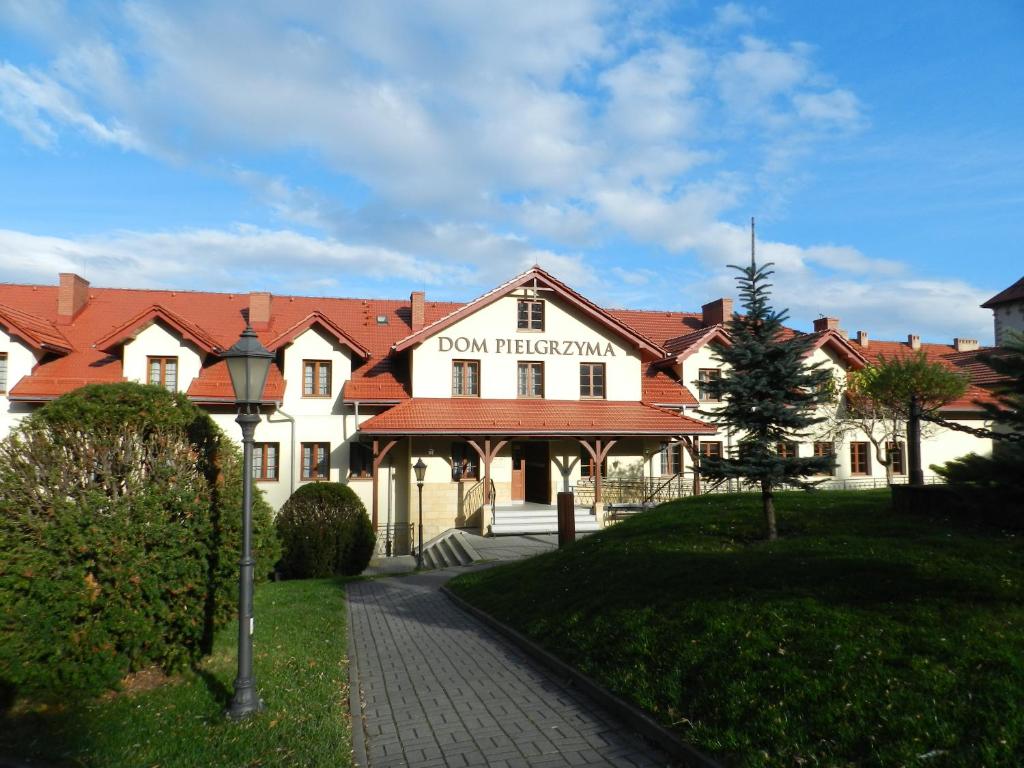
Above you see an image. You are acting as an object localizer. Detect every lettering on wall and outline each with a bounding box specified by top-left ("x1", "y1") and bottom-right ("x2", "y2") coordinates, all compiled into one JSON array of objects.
[{"x1": 437, "y1": 336, "x2": 616, "y2": 357}]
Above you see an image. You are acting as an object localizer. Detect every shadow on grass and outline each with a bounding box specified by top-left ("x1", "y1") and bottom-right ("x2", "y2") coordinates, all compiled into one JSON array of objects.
[{"x1": 193, "y1": 666, "x2": 232, "y2": 710}]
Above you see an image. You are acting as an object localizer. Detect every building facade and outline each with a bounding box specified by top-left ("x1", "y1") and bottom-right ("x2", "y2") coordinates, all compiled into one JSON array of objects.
[{"x1": 0, "y1": 268, "x2": 1010, "y2": 545}]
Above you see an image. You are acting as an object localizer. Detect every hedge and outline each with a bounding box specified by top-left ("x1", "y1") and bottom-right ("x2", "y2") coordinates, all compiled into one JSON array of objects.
[
  {"x1": 276, "y1": 483, "x2": 375, "y2": 578},
  {"x1": 0, "y1": 383, "x2": 280, "y2": 700},
  {"x1": 891, "y1": 484, "x2": 1024, "y2": 529}
]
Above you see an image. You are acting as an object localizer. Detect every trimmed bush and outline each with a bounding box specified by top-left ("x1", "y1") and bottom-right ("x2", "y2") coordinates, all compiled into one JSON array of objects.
[
  {"x1": 276, "y1": 483, "x2": 375, "y2": 578},
  {"x1": 0, "y1": 383, "x2": 280, "y2": 700}
]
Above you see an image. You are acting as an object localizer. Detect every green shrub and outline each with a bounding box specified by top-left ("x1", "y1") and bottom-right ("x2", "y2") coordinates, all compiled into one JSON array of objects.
[
  {"x1": 0, "y1": 383, "x2": 280, "y2": 700},
  {"x1": 276, "y1": 483, "x2": 374, "y2": 578}
]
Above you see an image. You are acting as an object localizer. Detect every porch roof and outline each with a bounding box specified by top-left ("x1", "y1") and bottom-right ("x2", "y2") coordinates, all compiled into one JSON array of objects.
[{"x1": 357, "y1": 398, "x2": 717, "y2": 437}]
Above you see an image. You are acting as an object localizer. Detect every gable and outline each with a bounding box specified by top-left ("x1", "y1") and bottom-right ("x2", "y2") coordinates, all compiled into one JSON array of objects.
[{"x1": 393, "y1": 267, "x2": 664, "y2": 357}]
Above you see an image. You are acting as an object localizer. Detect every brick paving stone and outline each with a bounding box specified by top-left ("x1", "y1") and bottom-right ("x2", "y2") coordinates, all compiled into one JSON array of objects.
[{"x1": 348, "y1": 567, "x2": 672, "y2": 767}]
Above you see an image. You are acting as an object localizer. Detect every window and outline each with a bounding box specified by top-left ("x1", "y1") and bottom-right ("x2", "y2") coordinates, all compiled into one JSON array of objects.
[
  {"x1": 517, "y1": 361, "x2": 544, "y2": 398},
  {"x1": 814, "y1": 442, "x2": 835, "y2": 475},
  {"x1": 850, "y1": 441, "x2": 870, "y2": 475},
  {"x1": 0, "y1": 353, "x2": 6, "y2": 393},
  {"x1": 660, "y1": 443, "x2": 682, "y2": 475},
  {"x1": 452, "y1": 360, "x2": 480, "y2": 397},
  {"x1": 147, "y1": 356, "x2": 178, "y2": 391},
  {"x1": 777, "y1": 442, "x2": 798, "y2": 459},
  {"x1": 697, "y1": 368, "x2": 721, "y2": 401},
  {"x1": 579, "y1": 363, "x2": 605, "y2": 399},
  {"x1": 700, "y1": 441, "x2": 723, "y2": 461},
  {"x1": 517, "y1": 299, "x2": 544, "y2": 331},
  {"x1": 301, "y1": 442, "x2": 330, "y2": 480},
  {"x1": 303, "y1": 360, "x2": 332, "y2": 397},
  {"x1": 581, "y1": 448, "x2": 608, "y2": 477},
  {"x1": 887, "y1": 441, "x2": 906, "y2": 475},
  {"x1": 253, "y1": 443, "x2": 279, "y2": 481},
  {"x1": 349, "y1": 443, "x2": 373, "y2": 479},
  {"x1": 451, "y1": 443, "x2": 477, "y2": 481}
]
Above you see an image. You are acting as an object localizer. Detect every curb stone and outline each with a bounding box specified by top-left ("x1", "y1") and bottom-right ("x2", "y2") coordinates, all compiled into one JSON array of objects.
[
  {"x1": 346, "y1": 585, "x2": 370, "y2": 768},
  {"x1": 441, "y1": 585, "x2": 723, "y2": 768}
]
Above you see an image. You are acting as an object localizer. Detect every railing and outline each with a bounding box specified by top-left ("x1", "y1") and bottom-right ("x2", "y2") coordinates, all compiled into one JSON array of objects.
[
  {"x1": 701, "y1": 475, "x2": 946, "y2": 493},
  {"x1": 462, "y1": 479, "x2": 487, "y2": 519},
  {"x1": 573, "y1": 474, "x2": 946, "y2": 504},
  {"x1": 573, "y1": 476, "x2": 695, "y2": 506},
  {"x1": 374, "y1": 523, "x2": 414, "y2": 557}
]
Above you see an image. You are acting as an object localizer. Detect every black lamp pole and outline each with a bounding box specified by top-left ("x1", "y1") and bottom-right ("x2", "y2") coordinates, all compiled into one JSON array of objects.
[
  {"x1": 413, "y1": 458, "x2": 426, "y2": 569},
  {"x1": 222, "y1": 325, "x2": 274, "y2": 720}
]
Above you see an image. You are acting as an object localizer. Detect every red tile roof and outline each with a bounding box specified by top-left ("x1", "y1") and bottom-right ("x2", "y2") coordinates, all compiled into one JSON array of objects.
[
  {"x1": 96, "y1": 304, "x2": 224, "y2": 354},
  {"x1": 186, "y1": 359, "x2": 286, "y2": 404},
  {"x1": 266, "y1": 311, "x2": 370, "y2": 358},
  {"x1": 606, "y1": 308, "x2": 704, "y2": 346},
  {"x1": 357, "y1": 398, "x2": 717, "y2": 436},
  {"x1": 0, "y1": 281, "x2": 461, "y2": 402},
  {"x1": 853, "y1": 339, "x2": 998, "y2": 410},
  {"x1": 0, "y1": 302, "x2": 72, "y2": 354},
  {"x1": 641, "y1": 365, "x2": 698, "y2": 406},
  {"x1": 982, "y1": 275, "x2": 1024, "y2": 308}
]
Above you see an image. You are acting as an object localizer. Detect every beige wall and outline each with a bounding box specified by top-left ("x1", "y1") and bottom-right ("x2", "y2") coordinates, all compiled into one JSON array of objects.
[
  {"x1": 0, "y1": 330, "x2": 42, "y2": 435},
  {"x1": 123, "y1": 322, "x2": 204, "y2": 392},
  {"x1": 994, "y1": 302, "x2": 1024, "y2": 347},
  {"x1": 411, "y1": 293, "x2": 642, "y2": 400}
]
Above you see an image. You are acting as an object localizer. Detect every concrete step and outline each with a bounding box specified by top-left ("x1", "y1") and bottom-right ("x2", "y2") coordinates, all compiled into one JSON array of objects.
[
  {"x1": 491, "y1": 515, "x2": 601, "y2": 535},
  {"x1": 420, "y1": 530, "x2": 484, "y2": 570}
]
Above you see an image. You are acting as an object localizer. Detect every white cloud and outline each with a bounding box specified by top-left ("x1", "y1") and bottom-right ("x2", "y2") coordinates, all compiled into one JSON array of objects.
[
  {"x1": 0, "y1": 1, "x2": 989, "y2": 343},
  {"x1": 0, "y1": 226, "x2": 447, "y2": 293},
  {"x1": 0, "y1": 62, "x2": 144, "y2": 150},
  {"x1": 713, "y1": 3, "x2": 756, "y2": 29}
]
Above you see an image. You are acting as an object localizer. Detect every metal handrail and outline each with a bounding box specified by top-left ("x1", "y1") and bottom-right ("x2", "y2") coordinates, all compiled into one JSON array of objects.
[{"x1": 375, "y1": 523, "x2": 414, "y2": 557}]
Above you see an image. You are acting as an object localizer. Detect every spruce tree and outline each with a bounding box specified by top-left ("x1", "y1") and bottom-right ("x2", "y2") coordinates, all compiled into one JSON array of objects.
[{"x1": 699, "y1": 253, "x2": 835, "y2": 540}]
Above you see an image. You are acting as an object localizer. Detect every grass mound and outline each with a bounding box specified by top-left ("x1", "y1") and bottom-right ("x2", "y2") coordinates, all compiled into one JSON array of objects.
[
  {"x1": 450, "y1": 489, "x2": 1024, "y2": 767},
  {"x1": 1, "y1": 578, "x2": 352, "y2": 768}
]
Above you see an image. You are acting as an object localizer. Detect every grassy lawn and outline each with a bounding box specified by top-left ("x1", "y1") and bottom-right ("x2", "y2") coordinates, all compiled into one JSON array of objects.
[
  {"x1": 1, "y1": 578, "x2": 352, "y2": 768},
  {"x1": 449, "y1": 489, "x2": 1024, "y2": 767}
]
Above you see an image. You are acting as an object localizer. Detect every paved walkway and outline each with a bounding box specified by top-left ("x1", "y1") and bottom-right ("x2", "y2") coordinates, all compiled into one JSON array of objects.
[{"x1": 347, "y1": 568, "x2": 671, "y2": 768}]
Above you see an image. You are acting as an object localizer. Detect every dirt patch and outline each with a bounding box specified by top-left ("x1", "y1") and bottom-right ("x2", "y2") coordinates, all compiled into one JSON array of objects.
[{"x1": 102, "y1": 667, "x2": 176, "y2": 700}]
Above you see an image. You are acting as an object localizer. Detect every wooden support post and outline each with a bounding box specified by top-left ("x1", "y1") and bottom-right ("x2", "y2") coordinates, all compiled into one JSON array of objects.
[
  {"x1": 692, "y1": 436, "x2": 701, "y2": 496},
  {"x1": 467, "y1": 437, "x2": 508, "y2": 535},
  {"x1": 371, "y1": 438, "x2": 399, "y2": 531},
  {"x1": 577, "y1": 438, "x2": 617, "y2": 526},
  {"x1": 679, "y1": 436, "x2": 702, "y2": 496}
]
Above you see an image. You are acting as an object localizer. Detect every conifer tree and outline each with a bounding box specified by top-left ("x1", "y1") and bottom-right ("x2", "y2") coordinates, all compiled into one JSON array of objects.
[{"x1": 699, "y1": 236, "x2": 835, "y2": 540}]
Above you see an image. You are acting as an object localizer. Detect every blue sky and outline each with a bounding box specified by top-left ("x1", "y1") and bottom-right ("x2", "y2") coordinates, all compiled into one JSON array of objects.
[{"x1": 0, "y1": 1, "x2": 1021, "y2": 344}]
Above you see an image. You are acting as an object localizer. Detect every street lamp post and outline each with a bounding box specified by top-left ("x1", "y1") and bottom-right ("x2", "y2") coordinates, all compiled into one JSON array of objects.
[
  {"x1": 413, "y1": 458, "x2": 426, "y2": 569},
  {"x1": 222, "y1": 324, "x2": 274, "y2": 720}
]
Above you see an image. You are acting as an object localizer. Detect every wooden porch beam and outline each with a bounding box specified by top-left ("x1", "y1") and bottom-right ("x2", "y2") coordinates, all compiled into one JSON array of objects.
[{"x1": 371, "y1": 438, "x2": 400, "y2": 531}]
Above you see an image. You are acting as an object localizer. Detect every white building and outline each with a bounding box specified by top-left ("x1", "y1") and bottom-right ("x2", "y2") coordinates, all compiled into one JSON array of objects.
[{"x1": 0, "y1": 267, "x2": 1008, "y2": 547}]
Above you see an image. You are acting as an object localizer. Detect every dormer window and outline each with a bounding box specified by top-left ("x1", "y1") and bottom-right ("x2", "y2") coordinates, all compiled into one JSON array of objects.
[
  {"x1": 303, "y1": 360, "x2": 332, "y2": 397},
  {"x1": 517, "y1": 299, "x2": 544, "y2": 331},
  {"x1": 148, "y1": 356, "x2": 178, "y2": 391}
]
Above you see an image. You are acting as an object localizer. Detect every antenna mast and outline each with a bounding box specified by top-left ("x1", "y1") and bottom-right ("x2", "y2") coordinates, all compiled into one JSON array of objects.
[{"x1": 750, "y1": 216, "x2": 756, "y2": 267}]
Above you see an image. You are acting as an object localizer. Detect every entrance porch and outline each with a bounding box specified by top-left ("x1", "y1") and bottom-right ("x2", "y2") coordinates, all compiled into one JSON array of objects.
[{"x1": 355, "y1": 397, "x2": 718, "y2": 541}]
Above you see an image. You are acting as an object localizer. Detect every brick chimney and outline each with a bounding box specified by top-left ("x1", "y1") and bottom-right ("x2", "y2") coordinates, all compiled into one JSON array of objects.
[
  {"x1": 701, "y1": 298, "x2": 733, "y2": 328},
  {"x1": 813, "y1": 316, "x2": 839, "y2": 332},
  {"x1": 856, "y1": 330, "x2": 869, "y2": 348},
  {"x1": 907, "y1": 334, "x2": 921, "y2": 350},
  {"x1": 954, "y1": 337, "x2": 979, "y2": 352},
  {"x1": 410, "y1": 291, "x2": 425, "y2": 331},
  {"x1": 57, "y1": 273, "x2": 90, "y2": 324},
  {"x1": 249, "y1": 291, "x2": 273, "y2": 331}
]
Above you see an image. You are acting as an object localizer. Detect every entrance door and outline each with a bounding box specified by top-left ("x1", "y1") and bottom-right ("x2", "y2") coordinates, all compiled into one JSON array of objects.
[
  {"x1": 524, "y1": 442, "x2": 550, "y2": 504},
  {"x1": 511, "y1": 443, "x2": 525, "y2": 501}
]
